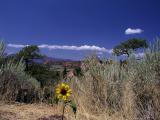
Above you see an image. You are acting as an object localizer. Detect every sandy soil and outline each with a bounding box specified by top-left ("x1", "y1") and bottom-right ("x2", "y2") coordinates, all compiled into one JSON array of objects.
[{"x1": 0, "y1": 101, "x2": 68, "y2": 120}]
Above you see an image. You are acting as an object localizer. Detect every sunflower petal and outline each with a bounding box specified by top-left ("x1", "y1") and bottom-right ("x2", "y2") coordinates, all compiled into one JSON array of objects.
[
  {"x1": 63, "y1": 96, "x2": 67, "y2": 101},
  {"x1": 55, "y1": 83, "x2": 72, "y2": 101},
  {"x1": 66, "y1": 93, "x2": 71, "y2": 97}
]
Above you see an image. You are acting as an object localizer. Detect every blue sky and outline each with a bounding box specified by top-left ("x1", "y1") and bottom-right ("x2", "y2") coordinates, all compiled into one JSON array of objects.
[{"x1": 0, "y1": 0, "x2": 160, "y2": 60}]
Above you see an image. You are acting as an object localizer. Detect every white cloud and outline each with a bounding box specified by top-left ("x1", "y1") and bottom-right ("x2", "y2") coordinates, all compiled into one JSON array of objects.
[
  {"x1": 122, "y1": 52, "x2": 144, "y2": 57},
  {"x1": 38, "y1": 44, "x2": 107, "y2": 51},
  {"x1": 7, "y1": 44, "x2": 113, "y2": 53},
  {"x1": 106, "y1": 49, "x2": 113, "y2": 54},
  {"x1": 97, "y1": 52, "x2": 103, "y2": 55},
  {"x1": 125, "y1": 28, "x2": 143, "y2": 35},
  {"x1": 7, "y1": 44, "x2": 28, "y2": 48}
]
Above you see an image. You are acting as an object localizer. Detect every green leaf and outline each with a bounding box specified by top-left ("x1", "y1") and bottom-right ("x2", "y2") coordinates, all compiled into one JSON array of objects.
[
  {"x1": 53, "y1": 97, "x2": 59, "y2": 104},
  {"x1": 70, "y1": 101, "x2": 77, "y2": 116}
]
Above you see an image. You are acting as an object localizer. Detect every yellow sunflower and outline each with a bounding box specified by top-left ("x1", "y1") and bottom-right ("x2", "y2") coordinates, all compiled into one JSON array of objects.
[{"x1": 55, "y1": 83, "x2": 72, "y2": 101}]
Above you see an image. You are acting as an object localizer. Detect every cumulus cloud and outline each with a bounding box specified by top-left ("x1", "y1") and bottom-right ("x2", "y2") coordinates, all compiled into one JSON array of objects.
[
  {"x1": 38, "y1": 44, "x2": 107, "y2": 51},
  {"x1": 7, "y1": 44, "x2": 28, "y2": 48},
  {"x1": 97, "y1": 52, "x2": 103, "y2": 55},
  {"x1": 122, "y1": 52, "x2": 145, "y2": 57},
  {"x1": 7, "y1": 44, "x2": 112, "y2": 53},
  {"x1": 125, "y1": 28, "x2": 143, "y2": 35}
]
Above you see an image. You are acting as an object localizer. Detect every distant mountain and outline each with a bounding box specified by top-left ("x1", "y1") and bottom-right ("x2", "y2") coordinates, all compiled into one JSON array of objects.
[
  {"x1": 44, "y1": 56, "x2": 74, "y2": 62},
  {"x1": 5, "y1": 53, "x2": 80, "y2": 65},
  {"x1": 4, "y1": 53, "x2": 16, "y2": 58},
  {"x1": 31, "y1": 56, "x2": 79, "y2": 64}
]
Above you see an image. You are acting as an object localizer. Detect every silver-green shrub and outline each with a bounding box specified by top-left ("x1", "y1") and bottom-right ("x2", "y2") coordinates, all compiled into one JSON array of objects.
[
  {"x1": 71, "y1": 38, "x2": 160, "y2": 120},
  {"x1": 0, "y1": 41, "x2": 40, "y2": 102}
]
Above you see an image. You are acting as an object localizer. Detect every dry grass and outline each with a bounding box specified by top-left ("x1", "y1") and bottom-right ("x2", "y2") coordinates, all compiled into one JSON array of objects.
[
  {"x1": 0, "y1": 101, "x2": 63, "y2": 120},
  {"x1": 0, "y1": 101, "x2": 86, "y2": 120},
  {"x1": 0, "y1": 39, "x2": 160, "y2": 120},
  {"x1": 68, "y1": 39, "x2": 160, "y2": 120}
]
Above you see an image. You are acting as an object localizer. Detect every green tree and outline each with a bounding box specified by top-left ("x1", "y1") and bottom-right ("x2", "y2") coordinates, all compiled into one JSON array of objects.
[
  {"x1": 63, "y1": 67, "x2": 67, "y2": 79},
  {"x1": 28, "y1": 63, "x2": 56, "y2": 88},
  {"x1": 0, "y1": 41, "x2": 5, "y2": 66},
  {"x1": 74, "y1": 67, "x2": 83, "y2": 77},
  {"x1": 16, "y1": 45, "x2": 43, "y2": 71},
  {"x1": 113, "y1": 38, "x2": 148, "y2": 57}
]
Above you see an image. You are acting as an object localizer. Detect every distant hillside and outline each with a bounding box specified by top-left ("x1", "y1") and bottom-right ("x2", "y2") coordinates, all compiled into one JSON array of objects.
[
  {"x1": 43, "y1": 57, "x2": 81, "y2": 68},
  {"x1": 43, "y1": 56, "x2": 74, "y2": 62},
  {"x1": 5, "y1": 53, "x2": 82, "y2": 68}
]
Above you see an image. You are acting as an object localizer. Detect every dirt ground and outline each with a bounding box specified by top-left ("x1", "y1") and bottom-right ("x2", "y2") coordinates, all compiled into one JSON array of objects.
[{"x1": 0, "y1": 101, "x2": 68, "y2": 120}]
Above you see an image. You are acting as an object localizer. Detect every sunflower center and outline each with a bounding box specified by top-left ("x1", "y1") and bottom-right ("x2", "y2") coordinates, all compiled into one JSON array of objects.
[{"x1": 60, "y1": 88, "x2": 67, "y2": 95}]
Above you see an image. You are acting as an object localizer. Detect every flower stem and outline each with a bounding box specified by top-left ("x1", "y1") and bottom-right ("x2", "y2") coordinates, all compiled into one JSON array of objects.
[{"x1": 62, "y1": 102, "x2": 66, "y2": 120}]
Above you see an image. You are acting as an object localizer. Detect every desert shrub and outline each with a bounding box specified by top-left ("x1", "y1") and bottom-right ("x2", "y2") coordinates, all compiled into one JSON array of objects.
[
  {"x1": 70, "y1": 38, "x2": 160, "y2": 120},
  {"x1": 73, "y1": 67, "x2": 83, "y2": 77},
  {"x1": 27, "y1": 63, "x2": 59, "y2": 88},
  {"x1": 0, "y1": 41, "x2": 41, "y2": 103}
]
